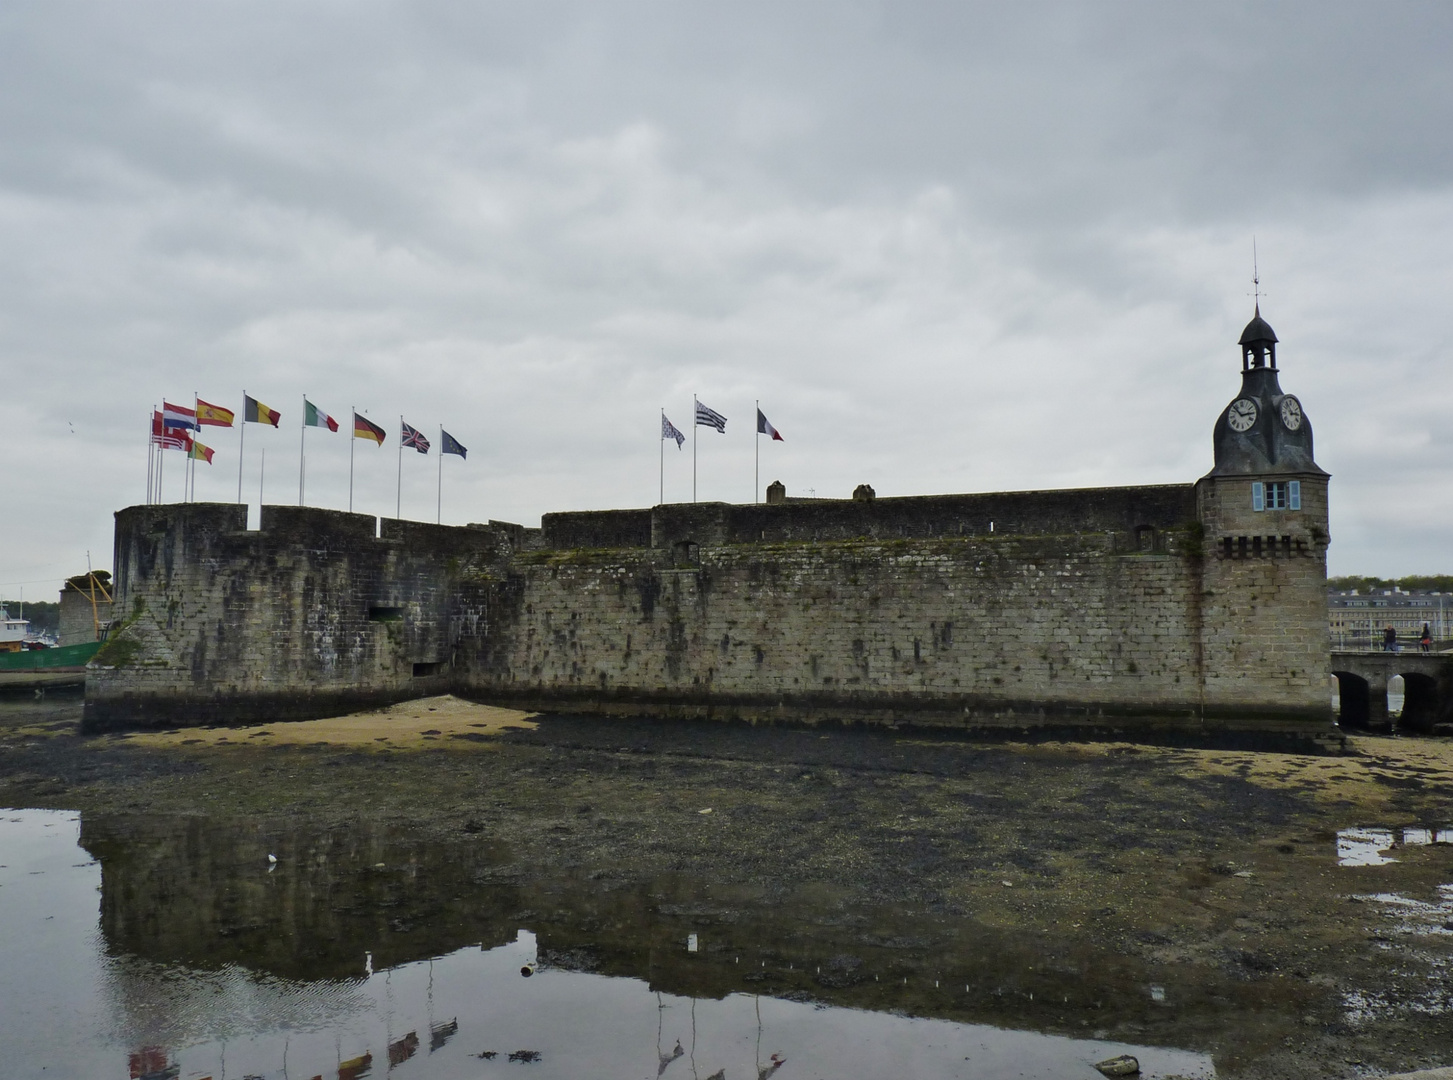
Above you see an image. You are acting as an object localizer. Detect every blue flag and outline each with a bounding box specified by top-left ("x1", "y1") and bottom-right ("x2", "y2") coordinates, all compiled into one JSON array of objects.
[{"x1": 441, "y1": 430, "x2": 467, "y2": 459}]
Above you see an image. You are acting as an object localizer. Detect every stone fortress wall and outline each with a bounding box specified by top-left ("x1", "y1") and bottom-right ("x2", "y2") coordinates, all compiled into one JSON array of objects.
[
  {"x1": 85, "y1": 476, "x2": 1334, "y2": 740},
  {"x1": 86, "y1": 309, "x2": 1342, "y2": 740}
]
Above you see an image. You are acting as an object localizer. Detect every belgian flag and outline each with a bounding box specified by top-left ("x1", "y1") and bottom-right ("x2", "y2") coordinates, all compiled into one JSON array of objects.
[
  {"x1": 243, "y1": 395, "x2": 280, "y2": 427},
  {"x1": 353, "y1": 412, "x2": 386, "y2": 445}
]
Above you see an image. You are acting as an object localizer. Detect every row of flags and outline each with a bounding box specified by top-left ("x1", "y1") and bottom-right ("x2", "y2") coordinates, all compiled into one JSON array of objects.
[
  {"x1": 147, "y1": 393, "x2": 474, "y2": 520},
  {"x1": 150, "y1": 396, "x2": 469, "y2": 460},
  {"x1": 660, "y1": 402, "x2": 783, "y2": 447},
  {"x1": 661, "y1": 399, "x2": 786, "y2": 503}
]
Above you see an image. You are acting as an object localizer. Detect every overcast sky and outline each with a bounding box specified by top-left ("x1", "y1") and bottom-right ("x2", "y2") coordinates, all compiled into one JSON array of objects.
[{"x1": 3, "y1": 2, "x2": 1452, "y2": 601}]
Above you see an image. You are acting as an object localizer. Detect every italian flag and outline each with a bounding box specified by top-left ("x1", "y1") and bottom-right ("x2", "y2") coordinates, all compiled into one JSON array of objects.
[{"x1": 304, "y1": 399, "x2": 340, "y2": 431}]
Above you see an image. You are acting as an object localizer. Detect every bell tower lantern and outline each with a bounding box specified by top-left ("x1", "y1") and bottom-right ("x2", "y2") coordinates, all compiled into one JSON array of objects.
[{"x1": 1240, "y1": 305, "x2": 1278, "y2": 370}]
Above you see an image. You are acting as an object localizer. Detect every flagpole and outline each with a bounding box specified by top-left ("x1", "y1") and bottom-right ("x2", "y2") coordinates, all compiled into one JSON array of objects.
[
  {"x1": 237, "y1": 392, "x2": 246, "y2": 504},
  {"x1": 349, "y1": 408, "x2": 356, "y2": 513},
  {"x1": 189, "y1": 392, "x2": 197, "y2": 503},
  {"x1": 755, "y1": 398, "x2": 759, "y2": 504},
  {"x1": 396, "y1": 415, "x2": 403, "y2": 520},
  {"x1": 693, "y1": 395, "x2": 698, "y2": 503},
  {"x1": 299, "y1": 394, "x2": 306, "y2": 507},
  {"x1": 158, "y1": 432, "x2": 165, "y2": 503},
  {"x1": 259, "y1": 447, "x2": 265, "y2": 507},
  {"x1": 437, "y1": 425, "x2": 443, "y2": 524},
  {"x1": 659, "y1": 409, "x2": 664, "y2": 505},
  {"x1": 146, "y1": 408, "x2": 154, "y2": 505}
]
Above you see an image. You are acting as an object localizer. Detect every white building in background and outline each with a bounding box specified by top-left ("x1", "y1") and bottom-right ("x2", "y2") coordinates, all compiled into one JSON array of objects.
[{"x1": 1329, "y1": 588, "x2": 1450, "y2": 650}]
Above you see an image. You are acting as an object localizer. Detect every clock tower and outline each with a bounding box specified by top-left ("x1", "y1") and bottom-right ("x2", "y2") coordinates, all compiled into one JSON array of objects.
[
  {"x1": 1208, "y1": 305, "x2": 1323, "y2": 477},
  {"x1": 1196, "y1": 305, "x2": 1331, "y2": 726}
]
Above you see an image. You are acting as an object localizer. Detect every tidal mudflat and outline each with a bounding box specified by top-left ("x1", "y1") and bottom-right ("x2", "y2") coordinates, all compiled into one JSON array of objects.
[{"x1": 2, "y1": 693, "x2": 1451, "y2": 1078}]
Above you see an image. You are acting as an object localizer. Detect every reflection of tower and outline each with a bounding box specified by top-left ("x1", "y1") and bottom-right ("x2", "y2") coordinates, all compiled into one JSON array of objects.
[{"x1": 1196, "y1": 304, "x2": 1331, "y2": 726}]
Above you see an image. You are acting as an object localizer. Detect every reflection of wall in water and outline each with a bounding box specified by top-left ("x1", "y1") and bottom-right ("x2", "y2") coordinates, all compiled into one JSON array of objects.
[
  {"x1": 81, "y1": 814, "x2": 1313, "y2": 1043},
  {"x1": 81, "y1": 815, "x2": 515, "y2": 981}
]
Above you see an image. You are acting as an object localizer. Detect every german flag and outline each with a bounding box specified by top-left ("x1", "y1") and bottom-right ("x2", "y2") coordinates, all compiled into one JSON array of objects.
[
  {"x1": 353, "y1": 411, "x2": 386, "y2": 445},
  {"x1": 244, "y1": 395, "x2": 281, "y2": 427},
  {"x1": 196, "y1": 399, "x2": 235, "y2": 427}
]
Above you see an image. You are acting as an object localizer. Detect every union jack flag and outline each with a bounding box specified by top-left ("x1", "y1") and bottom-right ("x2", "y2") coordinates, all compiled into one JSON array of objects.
[{"x1": 401, "y1": 420, "x2": 430, "y2": 454}]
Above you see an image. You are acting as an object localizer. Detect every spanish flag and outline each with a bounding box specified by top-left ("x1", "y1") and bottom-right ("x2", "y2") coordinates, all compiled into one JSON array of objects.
[
  {"x1": 188, "y1": 438, "x2": 215, "y2": 464},
  {"x1": 353, "y1": 411, "x2": 386, "y2": 445},
  {"x1": 196, "y1": 399, "x2": 235, "y2": 427},
  {"x1": 244, "y1": 395, "x2": 281, "y2": 427}
]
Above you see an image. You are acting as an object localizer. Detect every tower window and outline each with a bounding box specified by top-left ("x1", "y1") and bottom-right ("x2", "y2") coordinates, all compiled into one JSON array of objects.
[{"x1": 1251, "y1": 480, "x2": 1301, "y2": 512}]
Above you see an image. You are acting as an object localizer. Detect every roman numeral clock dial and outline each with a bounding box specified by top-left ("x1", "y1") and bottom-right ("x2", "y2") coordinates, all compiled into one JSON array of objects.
[
  {"x1": 1226, "y1": 398, "x2": 1258, "y2": 432},
  {"x1": 1280, "y1": 396, "x2": 1303, "y2": 430}
]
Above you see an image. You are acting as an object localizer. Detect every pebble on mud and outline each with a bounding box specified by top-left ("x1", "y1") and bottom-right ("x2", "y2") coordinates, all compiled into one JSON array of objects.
[{"x1": 1093, "y1": 1054, "x2": 1140, "y2": 1077}]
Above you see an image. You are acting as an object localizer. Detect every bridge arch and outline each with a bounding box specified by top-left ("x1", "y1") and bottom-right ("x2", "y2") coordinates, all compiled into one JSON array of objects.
[
  {"x1": 1331, "y1": 670, "x2": 1372, "y2": 730},
  {"x1": 1398, "y1": 670, "x2": 1440, "y2": 733}
]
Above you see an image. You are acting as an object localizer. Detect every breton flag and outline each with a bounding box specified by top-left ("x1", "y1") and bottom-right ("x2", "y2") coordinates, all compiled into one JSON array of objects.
[
  {"x1": 162, "y1": 401, "x2": 197, "y2": 431},
  {"x1": 188, "y1": 438, "x2": 216, "y2": 464},
  {"x1": 694, "y1": 400, "x2": 727, "y2": 433},
  {"x1": 757, "y1": 409, "x2": 784, "y2": 441},
  {"x1": 353, "y1": 412, "x2": 386, "y2": 445},
  {"x1": 151, "y1": 411, "x2": 188, "y2": 450},
  {"x1": 244, "y1": 395, "x2": 281, "y2": 427},
  {"x1": 441, "y1": 430, "x2": 467, "y2": 458},
  {"x1": 304, "y1": 399, "x2": 340, "y2": 431},
  {"x1": 662, "y1": 414, "x2": 685, "y2": 448},
  {"x1": 196, "y1": 399, "x2": 235, "y2": 427},
  {"x1": 401, "y1": 420, "x2": 430, "y2": 454}
]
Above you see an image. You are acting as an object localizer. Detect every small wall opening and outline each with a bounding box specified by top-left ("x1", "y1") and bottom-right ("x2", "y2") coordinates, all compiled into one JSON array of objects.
[
  {"x1": 369, "y1": 606, "x2": 405, "y2": 622},
  {"x1": 673, "y1": 540, "x2": 700, "y2": 566},
  {"x1": 412, "y1": 661, "x2": 445, "y2": 678},
  {"x1": 1134, "y1": 525, "x2": 1156, "y2": 552},
  {"x1": 1333, "y1": 672, "x2": 1370, "y2": 729}
]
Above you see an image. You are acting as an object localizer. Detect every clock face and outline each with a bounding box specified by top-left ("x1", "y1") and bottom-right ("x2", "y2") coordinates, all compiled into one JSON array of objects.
[
  {"x1": 1227, "y1": 398, "x2": 1258, "y2": 432},
  {"x1": 1280, "y1": 396, "x2": 1303, "y2": 431}
]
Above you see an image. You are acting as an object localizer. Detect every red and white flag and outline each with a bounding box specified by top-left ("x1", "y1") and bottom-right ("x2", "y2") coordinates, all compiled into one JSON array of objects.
[{"x1": 151, "y1": 411, "x2": 189, "y2": 450}]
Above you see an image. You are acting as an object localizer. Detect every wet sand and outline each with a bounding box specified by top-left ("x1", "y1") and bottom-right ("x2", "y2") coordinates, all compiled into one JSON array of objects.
[{"x1": 2, "y1": 693, "x2": 1451, "y2": 1078}]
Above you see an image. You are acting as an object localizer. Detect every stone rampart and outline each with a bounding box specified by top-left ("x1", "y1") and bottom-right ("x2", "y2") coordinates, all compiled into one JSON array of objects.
[
  {"x1": 86, "y1": 480, "x2": 1335, "y2": 741},
  {"x1": 465, "y1": 526, "x2": 1227, "y2": 730},
  {"x1": 83, "y1": 503, "x2": 505, "y2": 731}
]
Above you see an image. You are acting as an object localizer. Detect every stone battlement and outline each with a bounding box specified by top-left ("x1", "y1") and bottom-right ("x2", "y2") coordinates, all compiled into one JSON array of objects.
[{"x1": 541, "y1": 484, "x2": 1199, "y2": 551}]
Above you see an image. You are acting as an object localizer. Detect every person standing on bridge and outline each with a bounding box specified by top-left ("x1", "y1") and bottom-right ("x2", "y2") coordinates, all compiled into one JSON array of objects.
[
  {"x1": 1384, "y1": 625, "x2": 1398, "y2": 653},
  {"x1": 1420, "y1": 623, "x2": 1433, "y2": 654}
]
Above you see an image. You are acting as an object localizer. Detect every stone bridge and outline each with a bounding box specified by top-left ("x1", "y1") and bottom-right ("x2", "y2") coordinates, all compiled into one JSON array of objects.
[{"x1": 1331, "y1": 651, "x2": 1453, "y2": 732}]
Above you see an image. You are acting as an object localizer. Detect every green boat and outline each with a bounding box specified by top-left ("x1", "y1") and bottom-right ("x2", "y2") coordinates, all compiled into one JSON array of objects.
[{"x1": 0, "y1": 641, "x2": 102, "y2": 688}]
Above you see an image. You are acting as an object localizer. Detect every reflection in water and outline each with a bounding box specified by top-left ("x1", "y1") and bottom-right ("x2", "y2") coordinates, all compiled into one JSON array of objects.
[
  {"x1": 0, "y1": 809, "x2": 1224, "y2": 1079},
  {"x1": 1337, "y1": 825, "x2": 1453, "y2": 866}
]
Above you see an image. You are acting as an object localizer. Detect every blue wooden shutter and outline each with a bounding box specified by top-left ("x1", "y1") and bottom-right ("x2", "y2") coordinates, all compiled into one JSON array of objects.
[
  {"x1": 1252, "y1": 481, "x2": 1265, "y2": 511},
  {"x1": 1289, "y1": 480, "x2": 1301, "y2": 510}
]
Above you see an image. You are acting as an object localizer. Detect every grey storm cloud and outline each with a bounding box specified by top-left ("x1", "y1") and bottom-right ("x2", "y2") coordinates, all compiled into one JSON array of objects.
[{"x1": 3, "y1": 2, "x2": 1453, "y2": 599}]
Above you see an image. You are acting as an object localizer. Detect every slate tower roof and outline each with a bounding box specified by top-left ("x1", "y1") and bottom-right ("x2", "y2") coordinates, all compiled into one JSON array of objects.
[{"x1": 1207, "y1": 306, "x2": 1325, "y2": 477}]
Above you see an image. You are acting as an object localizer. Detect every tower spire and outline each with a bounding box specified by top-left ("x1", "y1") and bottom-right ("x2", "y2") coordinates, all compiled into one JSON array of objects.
[{"x1": 1251, "y1": 237, "x2": 1262, "y2": 313}]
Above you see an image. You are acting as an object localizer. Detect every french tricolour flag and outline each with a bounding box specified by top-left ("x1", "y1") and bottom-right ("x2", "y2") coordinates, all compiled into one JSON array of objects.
[
  {"x1": 757, "y1": 408, "x2": 783, "y2": 441},
  {"x1": 162, "y1": 401, "x2": 198, "y2": 431}
]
